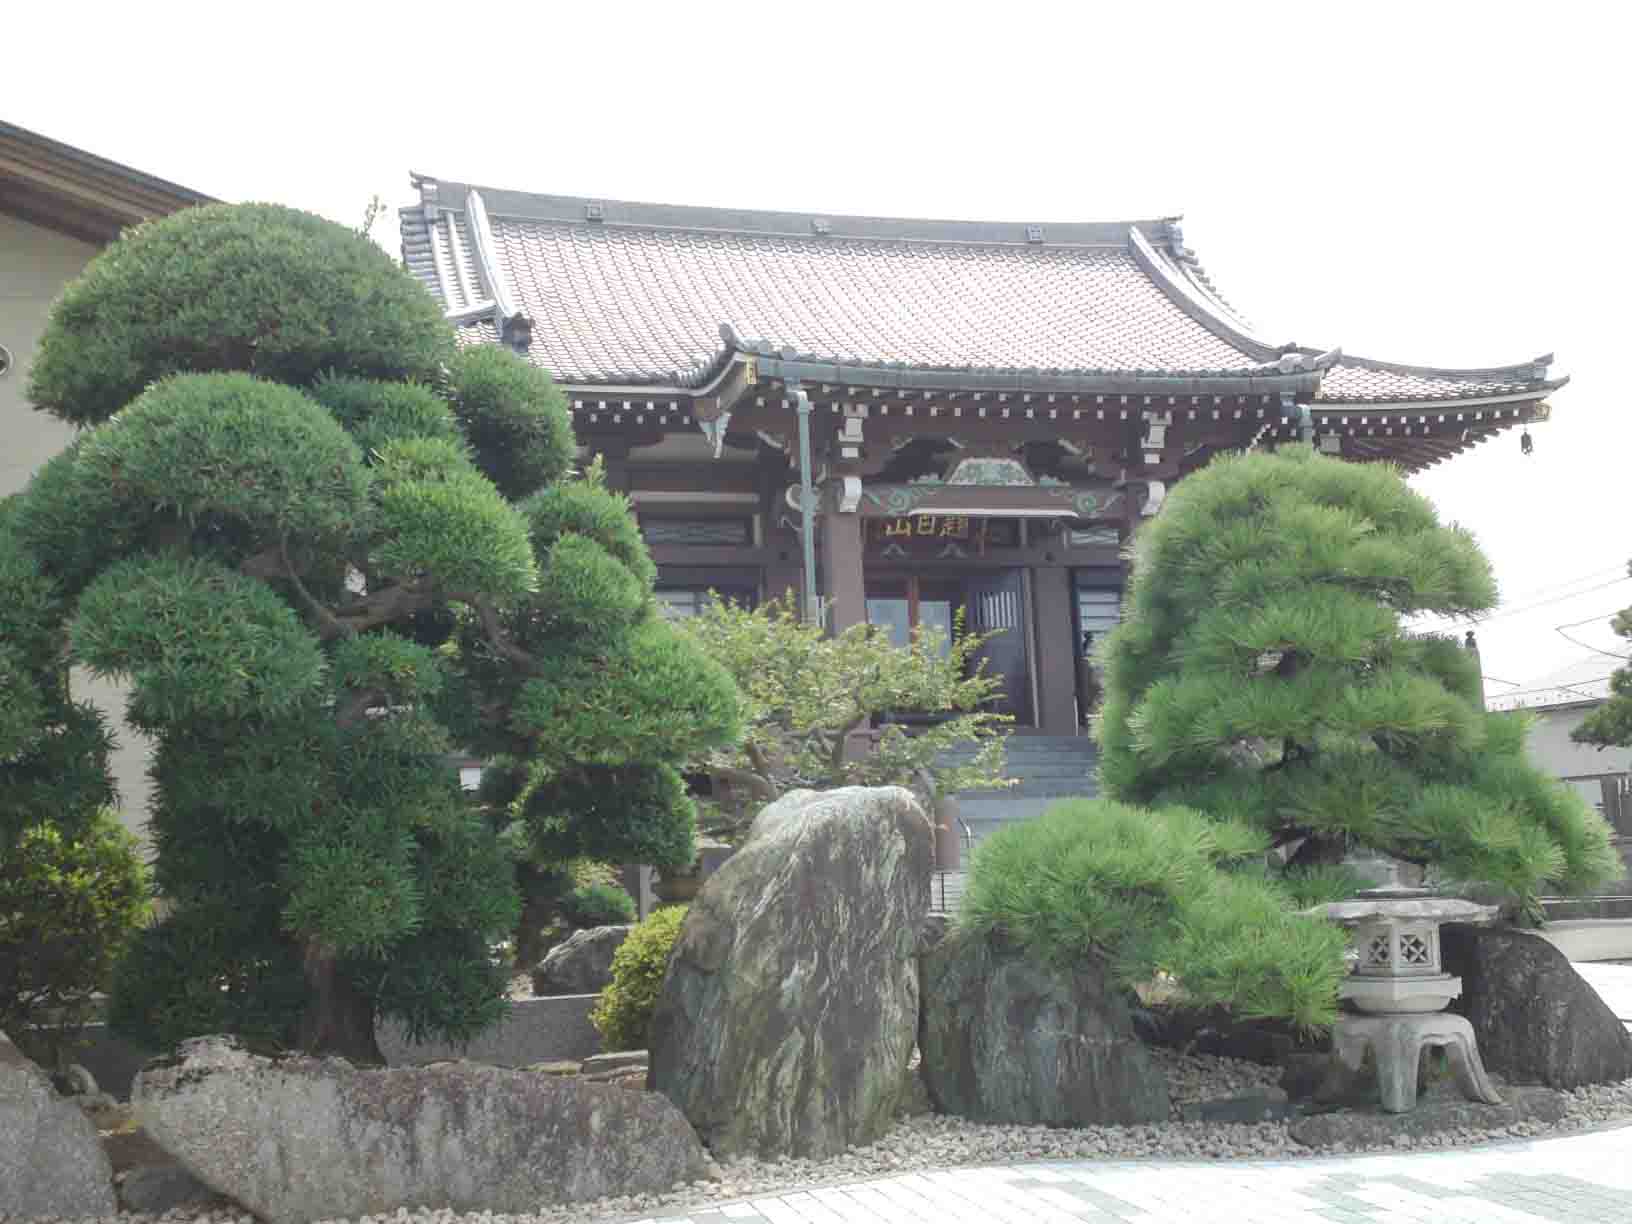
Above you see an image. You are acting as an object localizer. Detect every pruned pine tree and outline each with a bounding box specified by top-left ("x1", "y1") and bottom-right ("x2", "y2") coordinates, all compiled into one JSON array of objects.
[
  {"x1": 1096, "y1": 446, "x2": 1617, "y2": 919},
  {"x1": 11, "y1": 204, "x2": 739, "y2": 1061},
  {"x1": 1571, "y1": 569, "x2": 1632, "y2": 750}
]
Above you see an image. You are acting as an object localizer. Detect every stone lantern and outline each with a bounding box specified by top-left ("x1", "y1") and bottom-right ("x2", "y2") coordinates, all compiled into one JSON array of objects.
[{"x1": 1307, "y1": 889, "x2": 1505, "y2": 1113}]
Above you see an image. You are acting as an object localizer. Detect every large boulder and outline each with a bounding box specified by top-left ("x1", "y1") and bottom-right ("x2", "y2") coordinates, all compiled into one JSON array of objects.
[
  {"x1": 918, "y1": 930, "x2": 1169, "y2": 1127},
  {"x1": 648, "y1": 786, "x2": 932, "y2": 1160},
  {"x1": 1441, "y1": 924, "x2": 1632, "y2": 1089},
  {"x1": 532, "y1": 924, "x2": 631, "y2": 996},
  {"x1": 133, "y1": 1035, "x2": 710, "y2": 1224},
  {"x1": 0, "y1": 1029, "x2": 117, "y2": 1219}
]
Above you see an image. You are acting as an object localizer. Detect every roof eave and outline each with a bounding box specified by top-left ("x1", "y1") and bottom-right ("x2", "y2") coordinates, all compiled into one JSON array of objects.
[{"x1": 0, "y1": 121, "x2": 214, "y2": 243}]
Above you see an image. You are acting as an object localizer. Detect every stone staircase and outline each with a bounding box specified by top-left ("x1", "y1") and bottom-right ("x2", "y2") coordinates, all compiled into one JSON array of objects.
[{"x1": 930, "y1": 733, "x2": 1100, "y2": 912}]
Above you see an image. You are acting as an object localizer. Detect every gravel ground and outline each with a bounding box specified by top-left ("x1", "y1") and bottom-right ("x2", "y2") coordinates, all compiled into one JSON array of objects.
[{"x1": 22, "y1": 1056, "x2": 1632, "y2": 1224}]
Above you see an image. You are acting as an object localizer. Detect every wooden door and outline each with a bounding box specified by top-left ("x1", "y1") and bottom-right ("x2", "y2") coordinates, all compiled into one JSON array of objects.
[{"x1": 966, "y1": 570, "x2": 1032, "y2": 724}]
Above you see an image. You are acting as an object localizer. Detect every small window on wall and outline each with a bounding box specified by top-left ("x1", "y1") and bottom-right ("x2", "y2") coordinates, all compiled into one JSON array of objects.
[
  {"x1": 655, "y1": 588, "x2": 755, "y2": 620},
  {"x1": 640, "y1": 517, "x2": 753, "y2": 547},
  {"x1": 656, "y1": 590, "x2": 710, "y2": 620}
]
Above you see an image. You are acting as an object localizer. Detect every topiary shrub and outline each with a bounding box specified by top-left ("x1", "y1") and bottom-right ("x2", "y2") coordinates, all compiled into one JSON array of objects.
[
  {"x1": 0, "y1": 810, "x2": 151, "y2": 1063},
  {"x1": 958, "y1": 798, "x2": 1349, "y2": 1029},
  {"x1": 1097, "y1": 445, "x2": 1618, "y2": 918},
  {"x1": 590, "y1": 904, "x2": 688, "y2": 1051},
  {"x1": 558, "y1": 882, "x2": 637, "y2": 930},
  {"x1": 13, "y1": 201, "x2": 740, "y2": 1064},
  {"x1": 27, "y1": 203, "x2": 455, "y2": 427}
]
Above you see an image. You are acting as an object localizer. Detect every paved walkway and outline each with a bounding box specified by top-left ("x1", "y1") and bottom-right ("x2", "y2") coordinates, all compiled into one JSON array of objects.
[{"x1": 625, "y1": 1125, "x2": 1632, "y2": 1223}]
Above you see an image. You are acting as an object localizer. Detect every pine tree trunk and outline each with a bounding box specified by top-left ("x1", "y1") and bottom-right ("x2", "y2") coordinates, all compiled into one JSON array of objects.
[
  {"x1": 1287, "y1": 832, "x2": 1348, "y2": 871},
  {"x1": 299, "y1": 940, "x2": 384, "y2": 1064}
]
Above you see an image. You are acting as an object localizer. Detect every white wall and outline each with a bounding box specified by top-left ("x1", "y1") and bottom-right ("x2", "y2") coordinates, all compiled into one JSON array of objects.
[{"x1": 1, "y1": 213, "x2": 153, "y2": 841}]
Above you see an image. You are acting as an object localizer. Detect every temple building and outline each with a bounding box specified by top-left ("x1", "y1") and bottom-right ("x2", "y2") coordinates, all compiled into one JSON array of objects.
[{"x1": 401, "y1": 177, "x2": 1564, "y2": 739}]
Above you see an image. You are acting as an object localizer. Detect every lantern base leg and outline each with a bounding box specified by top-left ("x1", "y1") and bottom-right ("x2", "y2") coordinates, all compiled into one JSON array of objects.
[{"x1": 1333, "y1": 1012, "x2": 1503, "y2": 1113}]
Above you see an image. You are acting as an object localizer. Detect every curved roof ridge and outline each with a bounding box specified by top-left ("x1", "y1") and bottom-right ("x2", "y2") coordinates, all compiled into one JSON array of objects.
[
  {"x1": 1128, "y1": 226, "x2": 1284, "y2": 364},
  {"x1": 1301, "y1": 347, "x2": 1558, "y2": 382},
  {"x1": 407, "y1": 173, "x2": 1173, "y2": 250}
]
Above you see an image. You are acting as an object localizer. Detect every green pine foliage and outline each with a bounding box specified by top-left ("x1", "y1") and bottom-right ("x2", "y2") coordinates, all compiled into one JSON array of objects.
[
  {"x1": 26, "y1": 203, "x2": 453, "y2": 427},
  {"x1": 8, "y1": 203, "x2": 741, "y2": 1061},
  {"x1": 1097, "y1": 446, "x2": 1618, "y2": 915},
  {"x1": 1573, "y1": 577, "x2": 1632, "y2": 749},
  {"x1": 959, "y1": 800, "x2": 1349, "y2": 1028},
  {"x1": 557, "y1": 882, "x2": 637, "y2": 929},
  {"x1": 589, "y1": 904, "x2": 688, "y2": 1051}
]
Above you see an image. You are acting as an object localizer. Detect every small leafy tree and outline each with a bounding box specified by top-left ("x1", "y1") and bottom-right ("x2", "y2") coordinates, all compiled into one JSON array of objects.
[
  {"x1": 676, "y1": 597, "x2": 1011, "y2": 834},
  {"x1": 1097, "y1": 446, "x2": 1617, "y2": 919},
  {"x1": 1571, "y1": 564, "x2": 1632, "y2": 750},
  {"x1": 0, "y1": 812, "x2": 150, "y2": 1064},
  {"x1": 11, "y1": 204, "x2": 739, "y2": 1062}
]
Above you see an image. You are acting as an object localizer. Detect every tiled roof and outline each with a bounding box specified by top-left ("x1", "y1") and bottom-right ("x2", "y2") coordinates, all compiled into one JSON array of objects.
[
  {"x1": 1314, "y1": 356, "x2": 1555, "y2": 404},
  {"x1": 402, "y1": 178, "x2": 1563, "y2": 407}
]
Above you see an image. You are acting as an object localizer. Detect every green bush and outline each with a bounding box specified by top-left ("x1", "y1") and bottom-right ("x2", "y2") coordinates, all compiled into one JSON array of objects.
[
  {"x1": 957, "y1": 798, "x2": 1349, "y2": 1029},
  {"x1": 558, "y1": 882, "x2": 637, "y2": 929},
  {"x1": 27, "y1": 203, "x2": 454, "y2": 427},
  {"x1": 0, "y1": 811, "x2": 151, "y2": 1059},
  {"x1": 590, "y1": 904, "x2": 688, "y2": 1051}
]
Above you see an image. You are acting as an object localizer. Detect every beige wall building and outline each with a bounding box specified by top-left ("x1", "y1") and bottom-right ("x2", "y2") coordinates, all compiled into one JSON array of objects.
[{"x1": 1, "y1": 121, "x2": 211, "y2": 839}]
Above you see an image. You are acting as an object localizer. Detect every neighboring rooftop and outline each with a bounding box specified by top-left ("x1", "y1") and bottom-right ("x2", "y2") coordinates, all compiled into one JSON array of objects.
[
  {"x1": 0, "y1": 121, "x2": 214, "y2": 243},
  {"x1": 402, "y1": 174, "x2": 1565, "y2": 410},
  {"x1": 1489, "y1": 655, "x2": 1620, "y2": 713}
]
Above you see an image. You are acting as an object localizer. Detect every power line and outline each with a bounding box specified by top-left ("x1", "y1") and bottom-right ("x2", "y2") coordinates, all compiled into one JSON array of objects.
[
  {"x1": 1554, "y1": 626, "x2": 1632, "y2": 662},
  {"x1": 1417, "y1": 577, "x2": 1632, "y2": 630},
  {"x1": 1499, "y1": 563, "x2": 1630, "y2": 606}
]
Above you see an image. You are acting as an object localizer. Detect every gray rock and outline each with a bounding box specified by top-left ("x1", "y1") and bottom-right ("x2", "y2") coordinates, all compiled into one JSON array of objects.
[
  {"x1": 1280, "y1": 1051, "x2": 1375, "y2": 1106},
  {"x1": 119, "y1": 1163, "x2": 219, "y2": 1214},
  {"x1": 1289, "y1": 1085, "x2": 1568, "y2": 1149},
  {"x1": 532, "y1": 924, "x2": 632, "y2": 996},
  {"x1": 918, "y1": 930, "x2": 1169, "y2": 1127},
  {"x1": 1180, "y1": 1087, "x2": 1294, "y2": 1124},
  {"x1": 1442, "y1": 924, "x2": 1632, "y2": 1089},
  {"x1": 917, "y1": 913, "x2": 951, "y2": 955},
  {"x1": 649, "y1": 787, "x2": 932, "y2": 1160},
  {"x1": 133, "y1": 1035, "x2": 710, "y2": 1224},
  {"x1": 0, "y1": 1029, "x2": 117, "y2": 1219},
  {"x1": 898, "y1": 1059, "x2": 934, "y2": 1117},
  {"x1": 582, "y1": 1049, "x2": 649, "y2": 1075}
]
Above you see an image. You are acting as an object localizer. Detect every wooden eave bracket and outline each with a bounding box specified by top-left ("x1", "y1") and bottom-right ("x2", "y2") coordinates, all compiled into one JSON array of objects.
[{"x1": 693, "y1": 355, "x2": 758, "y2": 458}]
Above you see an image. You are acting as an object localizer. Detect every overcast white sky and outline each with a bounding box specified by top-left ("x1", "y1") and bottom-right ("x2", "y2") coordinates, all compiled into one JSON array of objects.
[{"x1": 7, "y1": 2, "x2": 1627, "y2": 702}]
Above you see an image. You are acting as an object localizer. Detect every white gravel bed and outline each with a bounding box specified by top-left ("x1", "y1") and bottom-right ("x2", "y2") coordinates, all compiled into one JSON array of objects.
[{"x1": 18, "y1": 1061, "x2": 1632, "y2": 1224}]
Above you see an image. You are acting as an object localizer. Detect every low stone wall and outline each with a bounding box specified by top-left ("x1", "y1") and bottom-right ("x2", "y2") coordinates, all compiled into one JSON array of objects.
[
  {"x1": 380, "y1": 994, "x2": 602, "y2": 1067},
  {"x1": 1535, "y1": 918, "x2": 1632, "y2": 963}
]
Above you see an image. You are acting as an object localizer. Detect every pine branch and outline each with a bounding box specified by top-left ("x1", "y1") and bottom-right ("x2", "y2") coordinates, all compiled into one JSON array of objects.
[
  {"x1": 465, "y1": 595, "x2": 541, "y2": 674},
  {"x1": 280, "y1": 537, "x2": 351, "y2": 640}
]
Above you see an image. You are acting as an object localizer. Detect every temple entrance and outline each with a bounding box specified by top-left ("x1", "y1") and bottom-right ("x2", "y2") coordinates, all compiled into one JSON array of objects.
[{"x1": 864, "y1": 569, "x2": 1034, "y2": 725}]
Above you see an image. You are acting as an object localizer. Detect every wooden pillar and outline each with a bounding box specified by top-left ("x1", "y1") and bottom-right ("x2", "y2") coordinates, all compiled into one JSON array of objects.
[
  {"x1": 820, "y1": 505, "x2": 866, "y2": 633},
  {"x1": 1030, "y1": 565, "x2": 1078, "y2": 734}
]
